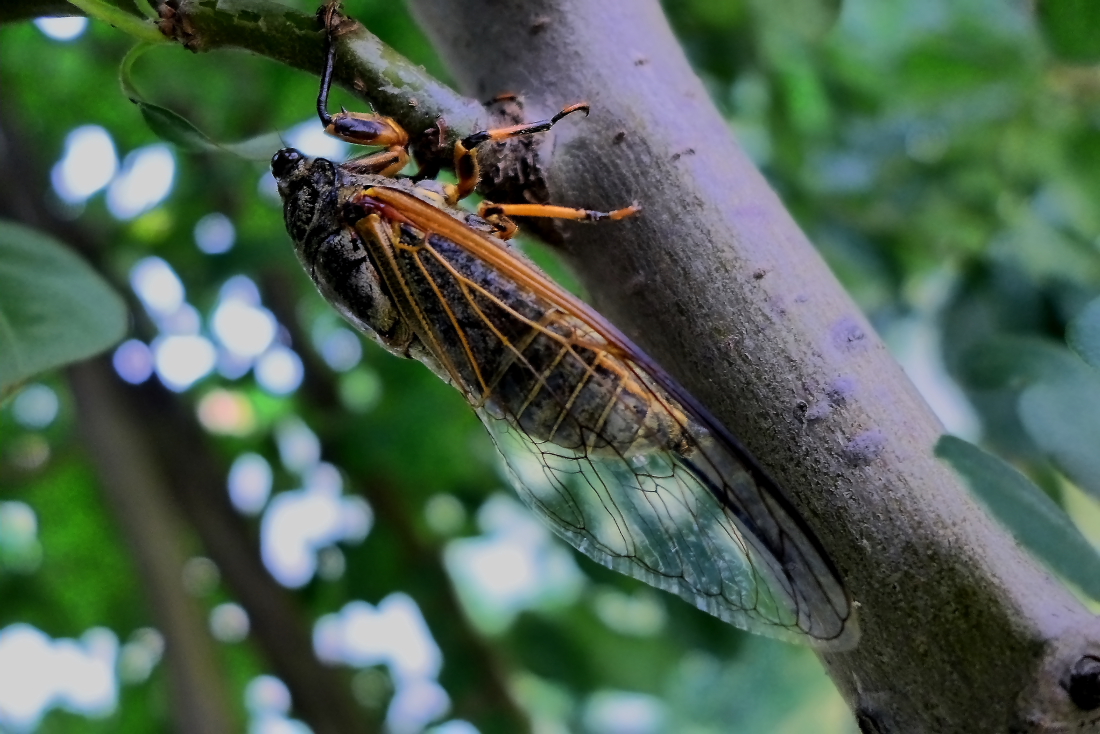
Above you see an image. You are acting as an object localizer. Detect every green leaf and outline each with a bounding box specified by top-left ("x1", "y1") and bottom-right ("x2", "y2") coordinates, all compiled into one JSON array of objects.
[
  {"x1": 936, "y1": 435, "x2": 1100, "y2": 601},
  {"x1": 956, "y1": 336, "x2": 1088, "y2": 391},
  {"x1": 1066, "y1": 295, "x2": 1100, "y2": 370},
  {"x1": 119, "y1": 44, "x2": 284, "y2": 160},
  {"x1": 0, "y1": 220, "x2": 128, "y2": 398},
  {"x1": 1018, "y1": 375, "x2": 1100, "y2": 501},
  {"x1": 1037, "y1": 0, "x2": 1100, "y2": 63}
]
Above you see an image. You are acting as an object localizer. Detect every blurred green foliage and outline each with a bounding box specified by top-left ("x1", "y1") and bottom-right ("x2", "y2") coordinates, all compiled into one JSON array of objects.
[{"x1": 3, "y1": 0, "x2": 1100, "y2": 731}]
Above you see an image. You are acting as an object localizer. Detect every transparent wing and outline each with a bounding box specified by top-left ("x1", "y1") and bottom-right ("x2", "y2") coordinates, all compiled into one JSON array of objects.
[
  {"x1": 476, "y1": 360, "x2": 856, "y2": 648},
  {"x1": 371, "y1": 207, "x2": 857, "y2": 649}
]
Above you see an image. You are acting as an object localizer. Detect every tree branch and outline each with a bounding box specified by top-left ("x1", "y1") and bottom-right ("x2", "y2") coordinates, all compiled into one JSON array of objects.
[
  {"x1": 155, "y1": 0, "x2": 483, "y2": 170},
  {"x1": 119, "y1": 368, "x2": 376, "y2": 734},
  {"x1": 405, "y1": 1, "x2": 1100, "y2": 731}
]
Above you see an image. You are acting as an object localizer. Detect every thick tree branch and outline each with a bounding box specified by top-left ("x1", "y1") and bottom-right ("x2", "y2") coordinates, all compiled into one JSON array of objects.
[{"x1": 405, "y1": 1, "x2": 1100, "y2": 732}]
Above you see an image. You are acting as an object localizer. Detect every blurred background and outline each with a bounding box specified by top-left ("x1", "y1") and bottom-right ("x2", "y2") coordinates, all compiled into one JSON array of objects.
[{"x1": 2, "y1": 0, "x2": 1100, "y2": 731}]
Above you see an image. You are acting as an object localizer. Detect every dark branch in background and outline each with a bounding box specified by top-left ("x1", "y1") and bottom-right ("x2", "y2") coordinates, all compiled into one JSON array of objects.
[
  {"x1": 148, "y1": 0, "x2": 1100, "y2": 731},
  {"x1": 115, "y1": 364, "x2": 374, "y2": 734},
  {"x1": 69, "y1": 360, "x2": 237, "y2": 734}
]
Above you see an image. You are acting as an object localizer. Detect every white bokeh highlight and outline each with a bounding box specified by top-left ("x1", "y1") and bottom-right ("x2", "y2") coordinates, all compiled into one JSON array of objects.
[
  {"x1": 0, "y1": 625, "x2": 118, "y2": 731},
  {"x1": 12, "y1": 384, "x2": 59, "y2": 429},
  {"x1": 261, "y1": 462, "x2": 373, "y2": 588},
  {"x1": 314, "y1": 594, "x2": 449, "y2": 734},
  {"x1": 284, "y1": 120, "x2": 348, "y2": 160},
  {"x1": 275, "y1": 417, "x2": 321, "y2": 473},
  {"x1": 245, "y1": 676, "x2": 312, "y2": 734},
  {"x1": 153, "y1": 335, "x2": 217, "y2": 391},
  {"x1": 107, "y1": 144, "x2": 175, "y2": 220},
  {"x1": 582, "y1": 691, "x2": 666, "y2": 734},
  {"x1": 51, "y1": 126, "x2": 117, "y2": 204},
  {"x1": 130, "y1": 257, "x2": 185, "y2": 317},
  {"x1": 445, "y1": 495, "x2": 584, "y2": 633},
  {"x1": 194, "y1": 212, "x2": 236, "y2": 254},
  {"x1": 212, "y1": 300, "x2": 277, "y2": 359},
  {"x1": 228, "y1": 453, "x2": 273, "y2": 515},
  {"x1": 34, "y1": 16, "x2": 88, "y2": 41},
  {"x1": 255, "y1": 346, "x2": 304, "y2": 395}
]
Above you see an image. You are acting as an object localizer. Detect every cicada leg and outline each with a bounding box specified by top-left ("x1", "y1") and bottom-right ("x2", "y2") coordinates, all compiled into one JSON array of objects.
[
  {"x1": 316, "y1": 2, "x2": 410, "y2": 177},
  {"x1": 475, "y1": 202, "x2": 641, "y2": 240},
  {"x1": 447, "y1": 103, "x2": 592, "y2": 205},
  {"x1": 478, "y1": 202, "x2": 640, "y2": 223}
]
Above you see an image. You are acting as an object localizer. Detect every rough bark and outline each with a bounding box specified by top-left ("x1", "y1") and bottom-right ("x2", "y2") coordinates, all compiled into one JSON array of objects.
[{"x1": 402, "y1": 1, "x2": 1100, "y2": 732}]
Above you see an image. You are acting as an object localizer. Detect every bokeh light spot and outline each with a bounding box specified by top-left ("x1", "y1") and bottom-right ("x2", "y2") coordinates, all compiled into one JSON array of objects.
[
  {"x1": 256, "y1": 347, "x2": 304, "y2": 395},
  {"x1": 212, "y1": 301, "x2": 276, "y2": 358},
  {"x1": 284, "y1": 120, "x2": 348, "y2": 160},
  {"x1": 320, "y1": 328, "x2": 363, "y2": 372},
  {"x1": 210, "y1": 603, "x2": 250, "y2": 643},
  {"x1": 12, "y1": 384, "x2": 59, "y2": 429},
  {"x1": 34, "y1": 16, "x2": 88, "y2": 41},
  {"x1": 194, "y1": 212, "x2": 236, "y2": 254},
  {"x1": 51, "y1": 126, "x2": 117, "y2": 204},
  {"x1": 197, "y1": 389, "x2": 256, "y2": 436},
  {"x1": 107, "y1": 145, "x2": 175, "y2": 220},
  {"x1": 130, "y1": 257, "x2": 184, "y2": 317},
  {"x1": 228, "y1": 453, "x2": 273, "y2": 515},
  {"x1": 153, "y1": 335, "x2": 217, "y2": 391},
  {"x1": 112, "y1": 340, "x2": 154, "y2": 384}
]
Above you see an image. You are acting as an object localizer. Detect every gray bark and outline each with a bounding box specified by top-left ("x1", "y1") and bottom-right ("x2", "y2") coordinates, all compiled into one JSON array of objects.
[{"x1": 406, "y1": 1, "x2": 1100, "y2": 731}]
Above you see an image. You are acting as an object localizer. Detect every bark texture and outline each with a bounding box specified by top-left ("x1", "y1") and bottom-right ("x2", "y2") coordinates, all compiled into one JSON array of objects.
[{"x1": 406, "y1": 1, "x2": 1100, "y2": 731}]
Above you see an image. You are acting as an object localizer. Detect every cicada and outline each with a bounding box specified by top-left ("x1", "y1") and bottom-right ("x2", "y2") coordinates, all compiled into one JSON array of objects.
[{"x1": 270, "y1": 7, "x2": 856, "y2": 649}]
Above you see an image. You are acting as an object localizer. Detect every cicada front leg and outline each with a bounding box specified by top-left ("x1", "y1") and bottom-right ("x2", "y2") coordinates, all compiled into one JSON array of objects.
[{"x1": 315, "y1": 2, "x2": 410, "y2": 177}]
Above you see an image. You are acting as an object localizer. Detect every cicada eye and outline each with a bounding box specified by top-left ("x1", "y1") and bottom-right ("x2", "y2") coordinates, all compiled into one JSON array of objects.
[{"x1": 271, "y1": 148, "x2": 305, "y2": 180}]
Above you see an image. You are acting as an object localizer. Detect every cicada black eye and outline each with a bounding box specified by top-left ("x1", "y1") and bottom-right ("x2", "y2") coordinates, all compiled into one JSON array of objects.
[{"x1": 271, "y1": 148, "x2": 305, "y2": 181}]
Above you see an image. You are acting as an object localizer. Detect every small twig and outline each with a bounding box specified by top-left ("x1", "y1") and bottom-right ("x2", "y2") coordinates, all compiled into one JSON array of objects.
[{"x1": 154, "y1": 0, "x2": 484, "y2": 172}]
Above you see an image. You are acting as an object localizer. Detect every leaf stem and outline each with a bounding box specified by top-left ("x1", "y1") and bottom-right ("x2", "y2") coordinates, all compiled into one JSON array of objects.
[{"x1": 67, "y1": 0, "x2": 166, "y2": 43}]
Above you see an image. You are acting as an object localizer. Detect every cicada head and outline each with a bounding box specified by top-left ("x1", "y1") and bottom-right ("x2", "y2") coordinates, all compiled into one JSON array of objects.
[
  {"x1": 271, "y1": 148, "x2": 412, "y2": 359},
  {"x1": 271, "y1": 148, "x2": 340, "y2": 249}
]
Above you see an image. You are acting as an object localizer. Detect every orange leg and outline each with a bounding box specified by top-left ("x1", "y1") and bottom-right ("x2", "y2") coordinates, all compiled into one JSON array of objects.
[
  {"x1": 478, "y1": 202, "x2": 641, "y2": 222},
  {"x1": 447, "y1": 103, "x2": 592, "y2": 204}
]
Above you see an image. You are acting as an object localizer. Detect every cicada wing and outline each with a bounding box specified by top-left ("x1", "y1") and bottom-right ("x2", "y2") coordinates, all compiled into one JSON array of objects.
[
  {"x1": 357, "y1": 196, "x2": 855, "y2": 648},
  {"x1": 476, "y1": 378, "x2": 856, "y2": 649}
]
